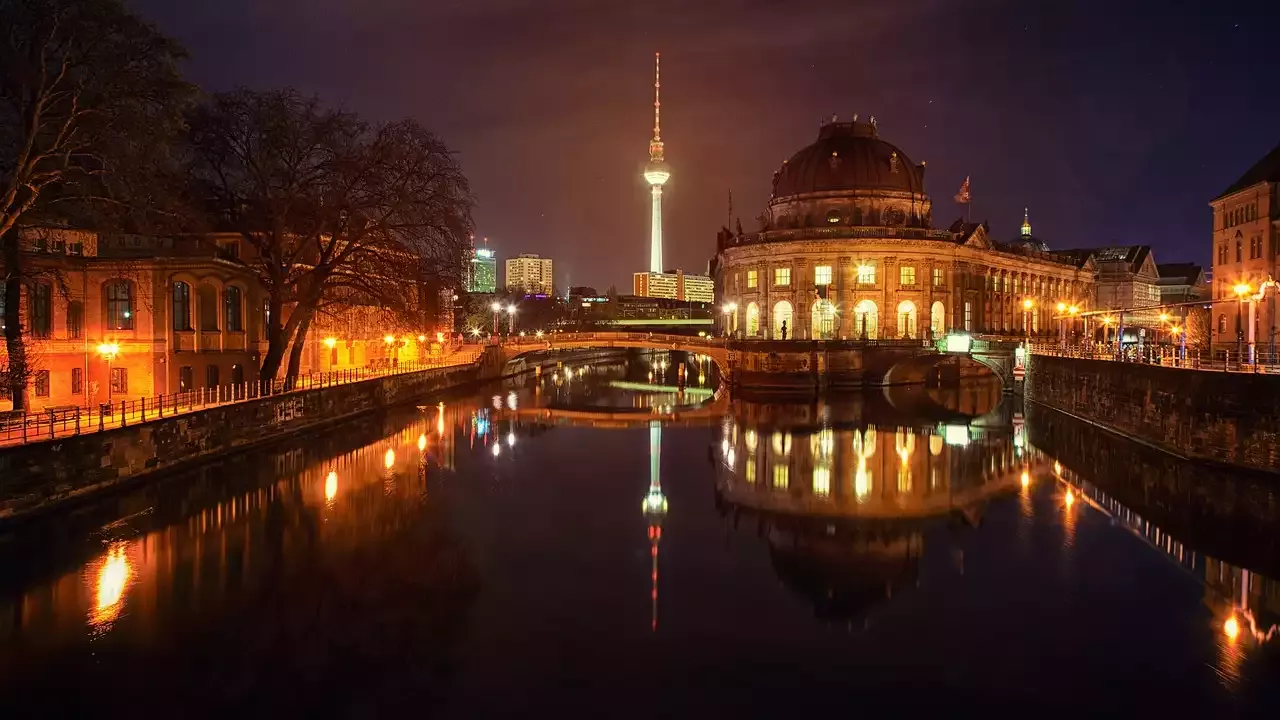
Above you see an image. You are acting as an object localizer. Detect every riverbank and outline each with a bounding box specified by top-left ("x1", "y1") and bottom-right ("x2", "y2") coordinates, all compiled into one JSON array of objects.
[{"x1": 0, "y1": 346, "x2": 629, "y2": 524}]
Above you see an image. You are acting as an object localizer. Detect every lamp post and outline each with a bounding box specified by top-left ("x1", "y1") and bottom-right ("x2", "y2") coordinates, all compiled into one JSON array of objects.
[
  {"x1": 722, "y1": 302, "x2": 737, "y2": 338},
  {"x1": 1056, "y1": 302, "x2": 1067, "y2": 348},
  {"x1": 96, "y1": 342, "x2": 120, "y2": 403},
  {"x1": 1021, "y1": 298, "x2": 1034, "y2": 345},
  {"x1": 490, "y1": 302, "x2": 501, "y2": 337},
  {"x1": 384, "y1": 334, "x2": 397, "y2": 367},
  {"x1": 507, "y1": 304, "x2": 516, "y2": 335},
  {"x1": 1234, "y1": 282, "x2": 1254, "y2": 364}
]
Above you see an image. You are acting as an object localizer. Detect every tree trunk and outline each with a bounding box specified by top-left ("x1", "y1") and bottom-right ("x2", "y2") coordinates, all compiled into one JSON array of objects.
[
  {"x1": 2, "y1": 237, "x2": 27, "y2": 411},
  {"x1": 259, "y1": 293, "x2": 291, "y2": 387},
  {"x1": 284, "y1": 311, "x2": 312, "y2": 390}
]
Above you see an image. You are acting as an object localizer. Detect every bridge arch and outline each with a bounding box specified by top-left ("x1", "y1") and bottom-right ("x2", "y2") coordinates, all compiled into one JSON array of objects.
[
  {"x1": 495, "y1": 332, "x2": 733, "y2": 381},
  {"x1": 879, "y1": 352, "x2": 1012, "y2": 389}
]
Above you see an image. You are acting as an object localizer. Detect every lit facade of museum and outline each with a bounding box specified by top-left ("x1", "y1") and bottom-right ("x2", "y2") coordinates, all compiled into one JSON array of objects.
[{"x1": 715, "y1": 119, "x2": 1096, "y2": 340}]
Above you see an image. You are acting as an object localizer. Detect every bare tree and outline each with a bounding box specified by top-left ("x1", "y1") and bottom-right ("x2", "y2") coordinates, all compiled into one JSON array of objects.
[
  {"x1": 185, "y1": 90, "x2": 474, "y2": 384},
  {"x1": 0, "y1": 0, "x2": 189, "y2": 409}
]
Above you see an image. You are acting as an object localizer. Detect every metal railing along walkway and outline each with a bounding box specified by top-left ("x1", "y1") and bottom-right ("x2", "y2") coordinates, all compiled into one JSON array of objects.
[{"x1": 0, "y1": 347, "x2": 483, "y2": 446}]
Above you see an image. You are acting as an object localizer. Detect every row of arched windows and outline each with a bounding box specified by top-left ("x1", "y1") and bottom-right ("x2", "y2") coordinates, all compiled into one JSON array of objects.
[
  {"x1": 736, "y1": 299, "x2": 947, "y2": 339},
  {"x1": 1225, "y1": 203, "x2": 1259, "y2": 229}
]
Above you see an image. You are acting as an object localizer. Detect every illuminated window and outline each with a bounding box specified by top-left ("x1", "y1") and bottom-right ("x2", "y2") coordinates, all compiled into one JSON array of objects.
[
  {"x1": 932, "y1": 267, "x2": 944, "y2": 287},
  {"x1": 29, "y1": 282, "x2": 52, "y2": 338},
  {"x1": 746, "y1": 270, "x2": 758, "y2": 289},
  {"x1": 774, "y1": 267, "x2": 791, "y2": 286},
  {"x1": 225, "y1": 286, "x2": 243, "y2": 331},
  {"x1": 110, "y1": 367, "x2": 128, "y2": 394},
  {"x1": 814, "y1": 265, "x2": 832, "y2": 285},
  {"x1": 772, "y1": 464, "x2": 789, "y2": 489},
  {"x1": 856, "y1": 264, "x2": 876, "y2": 284},
  {"x1": 813, "y1": 466, "x2": 831, "y2": 496},
  {"x1": 34, "y1": 370, "x2": 49, "y2": 397},
  {"x1": 67, "y1": 300, "x2": 83, "y2": 339},
  {"x1": 899, "y1": 266, "x2": 916, "y2": 286},
  {"x1": 172, "y1": 281, "x2": 192, "y2": 331},
  {"x1": 745, "y1": 459, "x2": 756, "y2": 484},
  {"x1": 71, "y1": 367, "x2": 83, "y2": 395},
  {"x1": 964, "y1": 301, "x2": 973, "y2": 331}
]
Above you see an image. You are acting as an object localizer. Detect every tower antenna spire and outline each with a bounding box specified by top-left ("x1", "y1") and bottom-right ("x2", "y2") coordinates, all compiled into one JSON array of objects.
[{"x1": 649, "y1": 52, "x2": 664, "y2": 163}]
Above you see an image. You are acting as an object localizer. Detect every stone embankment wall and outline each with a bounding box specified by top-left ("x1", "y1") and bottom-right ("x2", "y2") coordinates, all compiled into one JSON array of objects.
[
  {"x1": 1025, "y1": 355, "x2": 1280, "y2": 472},
  {"x1": 0, "y1": 361, "x2": 486, "y2": 522}
]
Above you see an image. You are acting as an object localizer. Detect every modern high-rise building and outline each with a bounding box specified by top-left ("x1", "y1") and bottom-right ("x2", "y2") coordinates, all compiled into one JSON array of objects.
[
  {"x1": 643, "y1": 52, "x2": 669, "y2": 274},
  {"x1": 467, "y1": 247, "x2": 497, "y2": 293},
  {"x1": 505, "y1": 254, "x2": 554, "y2": 294},
  {"x1": 632, "y1": 269, "x2": 714, "y2": 303}
]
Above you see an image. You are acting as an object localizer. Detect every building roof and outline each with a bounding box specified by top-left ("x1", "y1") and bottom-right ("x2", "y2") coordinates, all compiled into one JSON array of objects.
[
  {"x1": 1059, "y1": 245, "x2": 1150, "y2": 268},
  {"x1": 1155, "y1": 262, "x2": 1204, "y2": 285},
  {"x1": 771, "y1": 120, "x2": 925, "y2": 199},
  {"x1": 1217, "y1": 141, "x2": 1280, "y2": 199}
]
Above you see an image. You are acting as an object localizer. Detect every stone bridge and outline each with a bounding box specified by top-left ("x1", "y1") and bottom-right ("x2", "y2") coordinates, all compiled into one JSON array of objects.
[{"x1": 486, "y1": 332, "x2": 1019, "y2": 391}]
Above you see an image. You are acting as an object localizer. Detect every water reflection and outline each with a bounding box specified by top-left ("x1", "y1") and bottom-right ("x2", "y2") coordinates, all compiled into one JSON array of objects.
[{"x1": 713, "y1": 383, "x2": 1032, "y2": 622}]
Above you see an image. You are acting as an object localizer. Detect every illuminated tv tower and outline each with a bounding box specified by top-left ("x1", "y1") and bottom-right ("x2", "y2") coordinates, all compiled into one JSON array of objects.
[
  {"x1": 643, "y1": 52, "x2": 670, "y2": 274},
  {"x1": 642, "y1": 420, "x2": 668, "y2": 632}
]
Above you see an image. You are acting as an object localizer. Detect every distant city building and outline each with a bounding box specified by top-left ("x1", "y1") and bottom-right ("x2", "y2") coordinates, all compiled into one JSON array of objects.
[
  {"x1": 506, "y1": 254, "x2": 554, "y2": 294},
  {"x1": 1209, "y1": 142, "x2": 1280, "y2": 352},
  {"x1": 633, "y1": 270, "x2": 714, "y2": 303},
  {"x1": 467, "y1": 247, "x2": 497, "y2": 294},
  {"x1": 1056, "y1": 246, "x2": 1161, "y2": 311}
]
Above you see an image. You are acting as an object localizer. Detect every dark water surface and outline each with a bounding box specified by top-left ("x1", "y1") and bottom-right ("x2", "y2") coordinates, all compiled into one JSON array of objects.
[{"x1": 1, "y1": 352, "x2": 1278, "y2": 717}]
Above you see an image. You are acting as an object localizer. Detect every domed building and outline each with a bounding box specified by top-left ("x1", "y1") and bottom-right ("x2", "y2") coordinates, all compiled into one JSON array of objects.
[{"x1": 716, "y1": 118, "x2": 1096, "y2": 340}]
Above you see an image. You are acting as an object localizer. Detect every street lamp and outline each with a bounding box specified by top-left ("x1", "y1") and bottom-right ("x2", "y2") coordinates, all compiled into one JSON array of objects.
[
  {"x1": 721, "y1": 302, "x2": 737, "y2": 338},
  {"x1": 506, "y1": 304, "x2": 516, "y2": 334},
  {"x1": 1021, "y1": 298, "x2": 1034, "y2": 343},
  {"x1": 96, "y1": 342, "x2": 120, "y2": 403},
  {"x1": 1234, "y1": 282, "x2": 1253, "y2": 363}
]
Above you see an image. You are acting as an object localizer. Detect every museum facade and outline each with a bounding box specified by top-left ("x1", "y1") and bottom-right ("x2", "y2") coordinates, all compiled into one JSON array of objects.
[{"x1": 716, "y1": 118, "x2": 1096, "y2": 341}]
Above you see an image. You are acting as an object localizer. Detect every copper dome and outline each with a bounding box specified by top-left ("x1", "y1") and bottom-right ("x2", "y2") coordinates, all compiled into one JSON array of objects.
[{"x1": 772, "y1": 120, "x2": 925, "y2": 198}]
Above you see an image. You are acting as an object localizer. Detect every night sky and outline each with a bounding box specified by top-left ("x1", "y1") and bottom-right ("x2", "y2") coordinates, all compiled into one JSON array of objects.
[{"x1": 131, "y1": 0, "x2": 1278, "y2": 290}]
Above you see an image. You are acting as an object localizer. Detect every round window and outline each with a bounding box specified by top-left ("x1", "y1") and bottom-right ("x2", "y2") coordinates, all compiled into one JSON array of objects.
[{"x1": 825, "y1": 209, "x2": 842, "y2": 224}]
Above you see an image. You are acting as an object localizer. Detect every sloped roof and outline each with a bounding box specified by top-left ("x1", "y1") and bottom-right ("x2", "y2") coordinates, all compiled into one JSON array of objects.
[
  {"x1": 1217, "y1": 142, "x2": 1280, "y2": 199},
  {"x1": 1155, "y1": 262, "x2": 1203, "y2": 284}
]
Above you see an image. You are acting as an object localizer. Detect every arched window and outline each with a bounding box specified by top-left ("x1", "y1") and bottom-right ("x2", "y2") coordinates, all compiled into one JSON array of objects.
[
  {"x1": 198, "y1": 284, "x2": 218, "y2": 331},
  {"x1": 104, "y1": 280, "x2": 134, "y2": 330},
  {"x1": 172, "y1": 281, "x2": 192, "y2": 331},
  {"x1": 225, "y1": 286, "x2": 243, "y2": 331},
  {"x1": 853, "y1": 299, "x2": 878, "y2": 339},
  {"x1": 811, "y1": 300, "x2": 836, "y2": 339},
  {"x1": 745, "y1": 302, "x2": 760, "y2": 337},
  {"x1": 897, "y1": 300, "x2": 918, "y2": 339},
  {"x1": 772, "y1": 300, "x2": 793, "y2": 339},
  {"x1": 930, "y1": 301, "x2": 946, "y2": 337}
]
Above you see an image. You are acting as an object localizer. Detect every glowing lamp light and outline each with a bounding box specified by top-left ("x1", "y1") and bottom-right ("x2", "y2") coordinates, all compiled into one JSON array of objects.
[
  {"x1": 1068, "y1": 305, "x2": 1079, "y2": 315},
  {"x1": 325, "y1": 471, "x2": 338, "y2": 501},
  {"x1": 384, "y1": 448, "x2": 396, "y2": 469},
  {"x1": 324, "y1": 337, "x2": 337, "y2": 349},
  {"x1": 507, "y1": 431, "x2": 515, "y2": 447},
  {"x1": 91, "y1": 545, "x2": 131, "y2": 626},
  {"x1": 1056, "y1": 302, "x2": 1067, "y2": 313},
  {"x1": 96, "y1": 342, "x2": 120, "y2": 360},
  {"x1": 506, "y1": 304, "x2": 516, "y2": 314},
  {"x1": 1064, "y1": 489, "x2": 1075, "y2": 507},
  {"x1": 1234, "y1": 283, "x2": 1252, "y2": 297},
  {"x1": 491, "y1": 302, "x2": 502, "y2": 312},
  {"x1": 1170, "y1": 326, "x2": 1182, "y2": 335},
  {"x1": 436, "y1": 332, "x2": 445, "y2": 343},
  {"x1": 1224, "y1": 616, "x2": 1241, "y2": 641},
  {"x1": 418, "y1": 334, "x2": 427, "y2": 342},
  {"x1": 471, "y1": 328, "x2": 482, "y2": 337},
  {"x1": 1020, "y1": 471, "x2": 1030, "y2": 488},
  {"x1": 492, "y1": 442, "x2": 501, "y2": 457},
  {"x1": 1159, "y1": 313, "x2": 1170, "y2": 323},
  {"x1": 535, "y1": 330, "x2": 544, "y2": 338},
  {"x1": 1102, "y1": 316, "x2": 1114, "y2": 325},
  {"x1": 417, "y1": 434, "x2": 427, "y2": 452},
  {"x1": 1022, "y1": 298, "x2": 1034, "y2": 311},
  {"x1": 384, "y1": 335, "x2": 395, "y2": 344}
]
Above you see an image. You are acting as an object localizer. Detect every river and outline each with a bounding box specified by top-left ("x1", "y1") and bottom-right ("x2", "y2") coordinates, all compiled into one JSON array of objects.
[{"x1": 0, "y1": 350, "x2": 1276, "y2": 716}]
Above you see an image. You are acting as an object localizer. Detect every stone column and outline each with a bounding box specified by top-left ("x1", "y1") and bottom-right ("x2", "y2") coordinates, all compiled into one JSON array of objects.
[{"x1": 884, "y1": 256, "x2": 898, "y2": 338}]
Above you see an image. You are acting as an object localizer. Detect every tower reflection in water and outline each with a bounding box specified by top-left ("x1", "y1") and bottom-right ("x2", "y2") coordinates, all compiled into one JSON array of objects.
[
  {"x1": 712, "y1": 388, "x2": 1032, "y2": 623},
  {"x1": 643, "y1": 420, "x2": 668, "y2": 632}
]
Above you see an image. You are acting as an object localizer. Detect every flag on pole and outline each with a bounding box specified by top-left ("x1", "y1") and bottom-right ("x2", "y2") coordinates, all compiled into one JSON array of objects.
[{"x1": 953, "y1": 175, "x2": 971, "y2": 204}]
